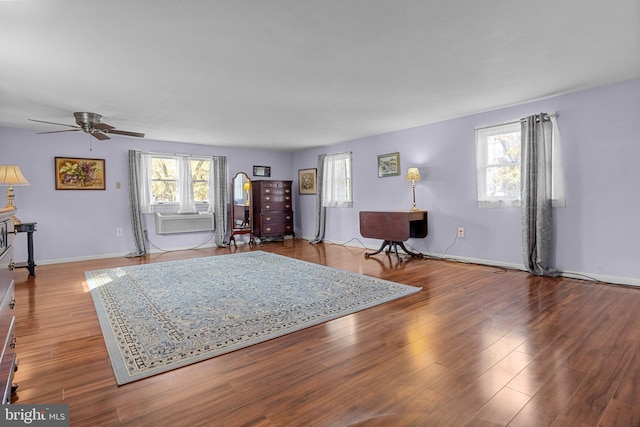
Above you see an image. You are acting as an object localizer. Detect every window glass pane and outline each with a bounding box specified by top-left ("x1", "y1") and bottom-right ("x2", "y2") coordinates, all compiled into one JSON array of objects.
[
  {"x1": 486, "y1": 165, "x2": 520, "y2": 198},
  {"x1": 151, "y1": 158, "x2": 177, "y2": 179},
  {"x1": 151, "y1": 181, "x2": 177, "y2": 202},
  {"x1": 151, "y1": 157, "x2": 177, "y2": 203},
  {"x1": 487, "y1": 131, "x2": 520, "y2": 165},
  {"x1": 190, "y1": 159, "x2": 210, "y2": 202}
]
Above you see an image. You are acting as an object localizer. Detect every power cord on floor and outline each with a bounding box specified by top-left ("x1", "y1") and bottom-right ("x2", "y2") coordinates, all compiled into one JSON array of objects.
[{"x1": 143, "y1": 229, "x2": 218, "y2": 253}]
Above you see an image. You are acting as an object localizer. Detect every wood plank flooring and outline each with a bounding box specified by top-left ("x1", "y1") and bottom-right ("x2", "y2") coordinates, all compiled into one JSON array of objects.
[{"x1": 10, "y1": 240, "x2": 640, "y2": 426}]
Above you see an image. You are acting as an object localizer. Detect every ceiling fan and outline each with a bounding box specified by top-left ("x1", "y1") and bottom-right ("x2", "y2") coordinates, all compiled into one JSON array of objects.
[{"x1": 29, "y1": 112, "x2": 145, "y2": 140}]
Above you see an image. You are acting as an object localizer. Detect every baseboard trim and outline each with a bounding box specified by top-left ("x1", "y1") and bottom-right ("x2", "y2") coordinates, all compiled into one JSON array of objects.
[
  {"x1": 326, "y1": 237, "x2": 640, "y2": 289},
  {"x1": 31, "y1": 237, "x2": 640, "y2": 288}
]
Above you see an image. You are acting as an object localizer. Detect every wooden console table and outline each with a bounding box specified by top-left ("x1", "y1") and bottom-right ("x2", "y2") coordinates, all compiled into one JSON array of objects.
[{"x1": 359, "y1": 211, "x2": 428, "y2": 260}]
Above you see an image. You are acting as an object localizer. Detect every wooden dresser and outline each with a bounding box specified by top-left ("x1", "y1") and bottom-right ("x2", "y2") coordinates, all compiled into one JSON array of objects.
[
  {"x1": 252, "y1": 180, "x2": 294, "y2": 241},
  {"x1": 0, "y1": 208, "x2": 17, "y2": 404}
]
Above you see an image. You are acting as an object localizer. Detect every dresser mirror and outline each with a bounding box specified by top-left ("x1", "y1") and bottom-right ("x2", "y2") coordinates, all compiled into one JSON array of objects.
[{"x1": 229, "y1": 172, "x2": 254, "y2": 246}]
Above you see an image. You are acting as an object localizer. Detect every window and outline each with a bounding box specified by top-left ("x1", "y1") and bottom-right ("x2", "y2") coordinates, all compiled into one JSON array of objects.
[
  {"x1": 475, "y1": 122, "x2": 522, "y2": 208},
  {"x1": 322, "y1": 152, "x2": 352, "y2": 208},
  {"x1": 145, "y1": 154, "x2": 213, "y2": 213},
  {"x1": 475, "y1": 117, "x2": 564, "y2": 208}
]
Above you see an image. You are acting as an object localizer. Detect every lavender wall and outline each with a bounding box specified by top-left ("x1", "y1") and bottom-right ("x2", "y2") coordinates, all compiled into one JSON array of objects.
[
  {"x1": 1, "y1": 79, "x2": 638, "y2": 285},
  {"x1": 0, "y1": 129, "x2": 293, "y2": 263},
  {"x1": 293, "y1": 79, "x2": 640, "y2": 285}
]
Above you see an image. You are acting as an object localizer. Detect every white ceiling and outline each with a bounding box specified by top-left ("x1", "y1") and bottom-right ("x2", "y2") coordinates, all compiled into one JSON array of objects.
[{"x1": 1, "y1": 0, "x2": 639, "y2": 151}]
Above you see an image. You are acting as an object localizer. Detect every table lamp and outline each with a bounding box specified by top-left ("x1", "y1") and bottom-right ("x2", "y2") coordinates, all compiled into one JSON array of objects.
[
  {"x1": 405, "y1": 167, "x2": 421, "y2": 211},
  {"x1": 0, "y1": 165, "x2": 30, "y2": 224}
]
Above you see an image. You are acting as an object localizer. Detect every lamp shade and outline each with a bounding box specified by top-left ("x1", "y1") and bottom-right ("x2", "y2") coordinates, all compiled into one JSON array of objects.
[
  {"x1": 405, "y1": 167, "x2": 421, "y2": 181},
  {"x1": 0, "y1": 165, "x2": 30, "y2": 186}
]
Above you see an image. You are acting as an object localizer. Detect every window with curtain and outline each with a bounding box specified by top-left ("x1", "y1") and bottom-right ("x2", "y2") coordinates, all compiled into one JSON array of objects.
[
  {"x1": 322, "y1": 152, "x2": 352, "y2": 208},
  {"x1": 142, "y1": 153, "x2": 215, "y2": 213},
  {"x1": 475, "y1": 117, "x2": 564, "y2": 208}
]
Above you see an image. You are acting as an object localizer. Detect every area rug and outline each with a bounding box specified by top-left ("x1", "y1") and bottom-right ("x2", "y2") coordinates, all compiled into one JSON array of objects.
[{"x1": 86, "y1": 251, "x2": 421, "y2": 385}]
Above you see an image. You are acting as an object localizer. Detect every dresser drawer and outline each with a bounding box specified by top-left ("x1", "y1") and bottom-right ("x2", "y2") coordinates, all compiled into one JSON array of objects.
[
  {"x1": 261, "y1": 212, "x2": 293, "y2": 225},
  {"x1": 0, "y1": 247, "x2": 13, "y2": 308},
  {"x1": 0, "y1": 219, "x2": 13, "y2": 254},
  {"x1": 259, "y1": 181, "x2": 292, "y2": 190},
  {"x1": 262, "y1": 223, "x2": 293, "y2": 236},
  {"x1": 260, "y1": 192, "x2": 292, "y2": 204},
  {"x1": 0, "y1": 280, "x2": 15, "y2": 344},
  {"x1": 0, "y1": 317, "x2": 16, "y2": 404},
  {"x1": 261, "y1": 201, "x2": 292, "y2": 212}
]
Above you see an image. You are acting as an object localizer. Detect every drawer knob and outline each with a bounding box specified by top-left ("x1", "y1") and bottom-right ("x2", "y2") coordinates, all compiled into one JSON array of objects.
[
  {"x1": 285, "y1": 204, "x2": 291, "y2": 209},
  {"x1": 266, "y1": 227, "x2": 272, "y2": 231},
  {"x1": 266, "y1": 217, "x2": 271, "y2": 221},
  {"x1": 265, "y1": 196, "x2": 271, "y2": 201},
  {"x1": 265, "y1": 189, "x2": 271, "y2": 193},
  {"x1": 8, "y1": 259, "x2": 15, "y2": 271},
  {"x1": 265, "y1": 205, "x2": 270, "y2": 209},
  {"x1": 9, "y1": 298, "x2": 15, "y2": 309}
]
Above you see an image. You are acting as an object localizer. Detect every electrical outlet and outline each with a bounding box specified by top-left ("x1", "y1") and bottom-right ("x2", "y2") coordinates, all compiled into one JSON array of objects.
[
  {"x1": 457, "y1": 227, "x2": 465, "y2": 238},
  {"x1": 116, "y1": 228, "x2": 123, "y2": 236}
]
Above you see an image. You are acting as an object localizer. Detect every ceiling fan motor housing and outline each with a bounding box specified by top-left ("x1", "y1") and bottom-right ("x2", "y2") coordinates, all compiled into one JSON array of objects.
[{"x1": 74, "y1": 112, "x2": 102, "y2": 130}]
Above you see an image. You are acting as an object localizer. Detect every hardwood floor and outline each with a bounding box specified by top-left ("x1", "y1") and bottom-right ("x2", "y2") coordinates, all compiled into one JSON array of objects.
[{"x1": 10, "y1": 239, "x2": 640, "y2": 426}]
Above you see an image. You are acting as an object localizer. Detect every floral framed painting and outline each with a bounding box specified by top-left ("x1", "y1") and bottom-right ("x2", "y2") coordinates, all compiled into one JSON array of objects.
[
  {"x1": 377, "y1": 152, "x2": 400, "y2": 177},
  {"x1": 55, "y1": 157, "x2": 106, "y2": 190},
  {"x1": 298, "y1": 168, "x2": 317, "y2": 195}
]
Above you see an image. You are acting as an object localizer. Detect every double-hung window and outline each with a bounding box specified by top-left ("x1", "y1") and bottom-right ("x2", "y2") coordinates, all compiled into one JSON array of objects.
[
  {"x1": 475, "y1": 122, "x2": 522, "y2": 208},
  {"x1": 144, "y1": 153, "x2": 213, "y2": 213},
  {"x1": 475, "y1": 117, "x2": 564, "y2": 208},
  {"x1": 322, "y1": 152, "x2": 352, "y2": 208}
]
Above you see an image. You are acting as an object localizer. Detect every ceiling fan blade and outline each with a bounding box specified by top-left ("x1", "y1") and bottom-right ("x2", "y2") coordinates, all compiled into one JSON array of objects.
[
  {"x1": 108, "y1": 129, "x2": 145, "y2": 138},
  {"x1": 93, "y1": 122, "x2": 115, "y2": 131},
  {"x1": 92, "y1": 132, "x2": 110, "y2": 141},
  {"x1": 28, "y1": 118, "x2": 80, "y2": 129},
  {"x1": 37, "y1": 129, "x2": 82, "y2": 135}
]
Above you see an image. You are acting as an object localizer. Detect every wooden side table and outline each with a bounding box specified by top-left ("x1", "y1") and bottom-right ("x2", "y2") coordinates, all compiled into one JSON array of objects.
[
  {"x1": 359, "y1": 211, "x2": 428, "y2": 261},
  {"x1": 15, "y1": 222, "x2": 36, "y2": 277}
]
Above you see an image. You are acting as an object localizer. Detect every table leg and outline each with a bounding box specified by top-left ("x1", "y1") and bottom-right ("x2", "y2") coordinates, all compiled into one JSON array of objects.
[
  {"x1": 26, "y1": 231, "x2": 36, "y2": 277},
  {"x1": 364, "y1": 240, "x2": 392, "y2": 258},
  {"x1": 365, "y1": 240, "x2": 423, "y2": 262}
]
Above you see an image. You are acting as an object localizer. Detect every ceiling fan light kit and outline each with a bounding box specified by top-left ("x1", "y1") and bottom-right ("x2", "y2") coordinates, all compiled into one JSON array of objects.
[{"x1": 29, "y1": 112, "x2": 145, "y2": 140}]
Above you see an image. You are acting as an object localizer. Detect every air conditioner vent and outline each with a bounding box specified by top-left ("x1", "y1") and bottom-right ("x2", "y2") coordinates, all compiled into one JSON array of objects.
[{"x1": 155, "y1": 212, "x2": 214, "y2": 234}]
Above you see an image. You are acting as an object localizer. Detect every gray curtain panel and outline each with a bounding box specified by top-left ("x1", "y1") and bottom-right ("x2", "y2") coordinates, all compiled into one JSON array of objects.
[
  {"x1": 310, "y1": 154, "x2": 326, "y2": 244},
  {"x1": 126, "y1": 150, "x2": 148, "y2": 257},
  {"x1": 212, "y1": 156, "x2": 228, "y2": 246},
  {"x1": 521, "y1": 114, "x2": 558, "y2": 276}
]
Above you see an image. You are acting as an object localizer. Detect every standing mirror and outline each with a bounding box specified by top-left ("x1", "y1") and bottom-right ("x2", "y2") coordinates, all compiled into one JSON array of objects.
[{"x1": 229, "y1": 172, "x2": 254, "y2": 246}]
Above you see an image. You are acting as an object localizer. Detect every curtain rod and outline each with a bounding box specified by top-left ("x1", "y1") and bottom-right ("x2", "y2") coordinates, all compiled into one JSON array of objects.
[
  {"x1": 475, "y1": 113, "x2": 557, "y2": 132},
  {"x1": 139, "y1": 150, "x2": 218, "y2": 158}
]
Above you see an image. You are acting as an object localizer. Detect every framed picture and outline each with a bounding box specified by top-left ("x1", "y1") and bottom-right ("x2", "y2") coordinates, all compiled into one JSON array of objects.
[
  {"x1": 55, "y1": 157, "x2": 106, "y2": 190},
  {"x1": 377, "y1": 152, "x2": 400, "y2": 177},
  {"x1": 253, "y1": 165, "x2": 271, "y2": 177},
  {"x1": 298, "y1": 168, "x2": 317, "y2": 195}
]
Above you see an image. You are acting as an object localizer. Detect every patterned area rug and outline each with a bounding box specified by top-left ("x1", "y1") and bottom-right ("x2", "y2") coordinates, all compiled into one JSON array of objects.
[{"x1": 86, "y1": 251, "x2": 421, "y2": 385}]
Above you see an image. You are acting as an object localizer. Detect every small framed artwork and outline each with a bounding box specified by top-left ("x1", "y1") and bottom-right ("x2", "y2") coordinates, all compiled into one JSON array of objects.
[
  {"x1": 55, "y1": 157, "x2": 106, "y2": 190},
  {"x1": 377, "y1": 152, "x2": 400, "y2": 177},
  {"x1": 298, "y1": 168, "x2": 317, "y2": 195},
  {"x1": 253, "y1": 165, "x2": 271, "y2": 177}
]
